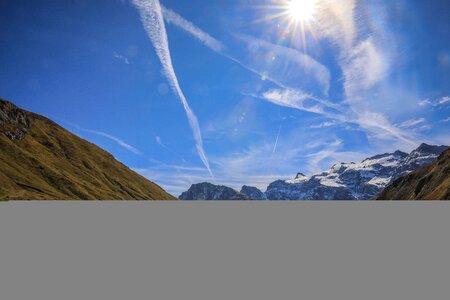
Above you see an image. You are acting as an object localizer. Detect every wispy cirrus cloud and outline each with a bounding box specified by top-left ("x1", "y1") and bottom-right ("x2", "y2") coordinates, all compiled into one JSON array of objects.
[
  {"x1": 418, "y1": 96, "x2": 450, "y2": 107},
  {"x1": 341, "y1": 38, "x2": 391, "y2": 104},
  {"x1": 251, "y1": 88, "x2": 325, "y2": 115},
  {"x1": 355, "y1": 111, "x2": 416, "y2": 145},
  {"x1": 318, "y1": 0, "x2": 357, "y2": 53},
  {"x1": 439, "y1": 96, "x2": 450, "y2": 105},
  {"x1": 132, "y1": 0, "x2": 212, "y2": 176},
  {"x1": 310, "y1": 120, "x2": 338, "y2": 129},
  {"x1": 315, "y1": 1, "x2": 418, "y2": 148},
  {"x1": 234, "y1": 34, "x2": 331, "y2": 96},
  {"x1": 400, "y1": 118, "x2": 426, "y2": 128},
  {"x1": 159, "y1": 5, "x2": 331, "y2": 99},
  {"x1": 113, "y1": 52, "x2": 130, "y2": 64},
  {"x1": 439, "y1": 117, "x2": 450, "y2": 123}
]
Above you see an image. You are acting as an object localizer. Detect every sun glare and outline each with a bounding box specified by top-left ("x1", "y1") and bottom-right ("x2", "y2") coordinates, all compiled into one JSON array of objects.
[{"x1": 287, "y1": 0, "x2": 317, "y2": 23}]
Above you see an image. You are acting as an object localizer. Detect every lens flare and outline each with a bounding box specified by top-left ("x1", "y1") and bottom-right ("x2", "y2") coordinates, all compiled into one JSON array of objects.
[{"x1": 287, "y1": 0, "x2": 318, "y2": 23}]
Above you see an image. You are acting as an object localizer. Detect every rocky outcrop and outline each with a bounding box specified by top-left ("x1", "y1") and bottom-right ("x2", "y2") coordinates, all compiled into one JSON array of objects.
[
  {"x1": 240, "y1": 185, "x2": 267, "y2": 200},
  {"x1": 179, "y1": 182, "x2": 250, "y2": 200},
  {"x1": 0, "y1": 99, "x2": 31, "y2": 141}
]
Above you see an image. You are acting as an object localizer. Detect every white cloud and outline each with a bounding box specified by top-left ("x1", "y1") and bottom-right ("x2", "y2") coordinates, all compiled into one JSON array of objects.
[
  {"x1": 310, "y1": 120, "x2": 338, "y2": 129},
  {"x1": 418, "y1": 96, "x2": 450, "y2": 108},
  {"x1": 341, "y1": 38, "x2": 390, "y2": 103},
  {"x1": 319, "y1": 1, "x2": 418, "y2": 149},
  {"x1": 318, "y1": 0, "x2": 357, "y2": 52},
  {"x1": 235, "y1": 34, "x2": 331, "y2": 95},
  {"x1": 260, "y1": 89, "x2": 321, "y2": 112},
  {"x1": 438, "y1": 96, "x2": 450, "y2": 105},
  {"x1": 113, "y1": 52, "x2": 130, "y2": 64},
  {"x1": 439, "y1": 117, "x2": 450, "y2": 123},
  {"x1": 132, "y1": 0, "x2": 212, "y2": 176},
  {"x1": 400, "y1": 118, "x2": 426, "y2": 128},
  {"x1": 418, "y1": 99, "x2": 432, "y2": 107},
  {"x1": 356, "y1": 111, "x2": 416, "y2": 145},
  {"x1": 247, "y1": 88, "x2": 344, "y2": 119}
]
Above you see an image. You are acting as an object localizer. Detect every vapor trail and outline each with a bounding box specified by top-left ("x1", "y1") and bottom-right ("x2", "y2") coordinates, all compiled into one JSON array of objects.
[
  {"x1": 155, "y1": 136, "x2": 187, "y2": 163},
  {"x1": 132, "y1": 0, "x2": 213, "y2": 176},
  {"x1": 66, "y1": 122, "x2": 142, "y2": 156},
  {"x1": 272, "y1": 123, "x2": 282, "y2": 154}
]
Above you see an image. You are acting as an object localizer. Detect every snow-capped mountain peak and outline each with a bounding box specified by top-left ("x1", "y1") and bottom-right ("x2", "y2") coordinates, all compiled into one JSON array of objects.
[{"x1": 265, "y1": 144, "x2": 448, "y2": 200}]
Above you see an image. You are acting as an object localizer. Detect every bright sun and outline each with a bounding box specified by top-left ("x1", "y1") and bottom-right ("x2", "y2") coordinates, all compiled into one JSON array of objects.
[{"x1": 287, "y1": 0, "x2": 318, "y2": 23}]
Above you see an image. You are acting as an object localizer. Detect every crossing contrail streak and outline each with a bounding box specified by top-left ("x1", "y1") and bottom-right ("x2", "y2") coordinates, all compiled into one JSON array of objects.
[{"x1": 132, "y1": 0, "x2": 213, "y2": 176}]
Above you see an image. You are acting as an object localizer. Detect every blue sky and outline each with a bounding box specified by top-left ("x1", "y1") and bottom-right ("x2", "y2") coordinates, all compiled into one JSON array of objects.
[{"x1": 1, "y1": 0, "x2": 449, "y2": 195}]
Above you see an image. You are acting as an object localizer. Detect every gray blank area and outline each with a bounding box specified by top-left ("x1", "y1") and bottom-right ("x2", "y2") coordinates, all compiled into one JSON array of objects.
[{"x1": 1, "y1": 202, "x2": 449, "y2": 300}]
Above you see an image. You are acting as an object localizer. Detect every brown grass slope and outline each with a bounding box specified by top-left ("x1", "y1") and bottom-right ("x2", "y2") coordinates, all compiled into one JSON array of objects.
[
  {"x1": 0, "y1": 98, "x2": 175, "y2": 200},
  {"x1": 376, "y1": 148, "x2": 450, "y2": 200}
]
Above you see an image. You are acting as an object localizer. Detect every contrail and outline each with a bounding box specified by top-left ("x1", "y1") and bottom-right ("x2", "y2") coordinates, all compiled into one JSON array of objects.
[
  {"x1": 161, "y1": 5, "x2": 225, "y2": 53},
  {"x1": 155, "y1": 136, "x2": 187, "y2": 163},
  {"x1": 159, "y1": 5, "x2": 342, "y2": 113},
  {"x1": 132, "y1": 0, "x2": 213, "y2": 176},
  {"x1": 272, "y1": 123, "x2": 282, "y2": 154},
  {"x1": 66, "y1": 122, "x2": 142, "y2": 156}
]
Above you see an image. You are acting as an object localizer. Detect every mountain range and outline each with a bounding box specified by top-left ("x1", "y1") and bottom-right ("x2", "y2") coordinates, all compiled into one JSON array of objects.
[
  {"x1": 0, "y1": 98, "x2": 175, "y2": 200},
  {"x1": 180, "y1": 143, "x2": 449, "y2": 200}
]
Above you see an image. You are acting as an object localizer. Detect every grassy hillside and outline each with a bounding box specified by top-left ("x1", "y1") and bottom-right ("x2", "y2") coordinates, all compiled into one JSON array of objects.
[
  {"x1": 376, "y1": 148, "x2": 450, "y2": 200},
  {"x1": 0, "y1": 98, "x2": 175, "y2": 200}
]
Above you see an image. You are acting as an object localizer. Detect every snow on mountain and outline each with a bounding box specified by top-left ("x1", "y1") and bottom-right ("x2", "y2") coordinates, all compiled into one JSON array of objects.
[
  {"x1": 265, "y1": 144, "x2": 448, "y2": 200},
  {"x1": 178, "y1": 144, "x2": 448, "y2": 200}
]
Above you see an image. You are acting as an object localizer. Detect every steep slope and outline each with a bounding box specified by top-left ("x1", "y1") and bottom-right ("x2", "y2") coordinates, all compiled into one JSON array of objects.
[
  {"x1": 0, "y1": 98, "x2": 175, "y2": 200},
  {"x1": 179, "y1": 183, "x2": 251, "y2": 200},
  {"x1": 376, "y1": 148, "x2": 450, "y2": 200}
]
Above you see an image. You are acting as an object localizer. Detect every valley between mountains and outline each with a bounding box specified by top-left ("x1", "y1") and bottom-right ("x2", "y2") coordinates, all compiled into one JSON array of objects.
[{"x1": 1, "y1": 98, "x2": 448, "y2": 200}]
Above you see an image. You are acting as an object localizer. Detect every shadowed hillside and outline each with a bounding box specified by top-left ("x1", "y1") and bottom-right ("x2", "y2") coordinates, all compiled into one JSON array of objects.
[
  {"x1": 376, "y1": 148, "x2": 450, "y2": 200},
  {"x1": 0, "y1": 98, "x2": 175, "y2": 200}
]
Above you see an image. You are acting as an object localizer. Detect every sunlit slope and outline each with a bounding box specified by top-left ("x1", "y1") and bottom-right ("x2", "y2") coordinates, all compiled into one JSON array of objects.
[
  {"x1": 0, "y1": 98, "x2": 175, "y2": 200},
  {"x1": 376, "y1": 148, "x2": 450, "y2": 200}
]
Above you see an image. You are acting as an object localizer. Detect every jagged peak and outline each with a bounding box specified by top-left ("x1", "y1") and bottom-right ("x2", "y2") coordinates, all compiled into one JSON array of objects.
[
  {"x1": 362, "y1": 151, "x2": 406, "y2": 163},
  {"x1": 295, "y1": 172, "x2": 306, "y2": 179},
  {"x1": 412, "y1": 143, "x2": 448, "y2": 155}
]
